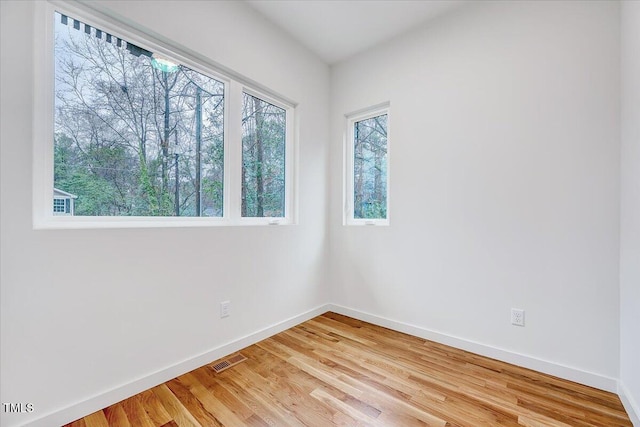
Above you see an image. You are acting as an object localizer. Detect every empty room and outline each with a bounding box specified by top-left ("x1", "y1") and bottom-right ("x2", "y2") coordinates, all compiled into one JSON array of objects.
[{"x1": 1, "y1": 0, "x2": 638, "y2": 426}]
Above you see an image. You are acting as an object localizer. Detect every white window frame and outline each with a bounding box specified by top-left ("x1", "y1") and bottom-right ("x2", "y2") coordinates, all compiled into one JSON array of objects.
[
  {"x1": 237, "y1": 87, "x2": 296, "y2": 225},
  {"x1": 33, "y1": 0, "x2": 297, "y2": 229},
  {"x1": 344, "y1": 103, "x2": 390, "y2": 226}
]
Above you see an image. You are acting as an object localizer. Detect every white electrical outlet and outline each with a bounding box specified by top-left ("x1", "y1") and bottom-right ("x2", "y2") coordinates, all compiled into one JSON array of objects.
[
  {"x1": 511, "y1": 308, "x2": 525, "y2": 326},
  {"x1": 220, "y1": 301, "x2": 230, "y2": 318}
]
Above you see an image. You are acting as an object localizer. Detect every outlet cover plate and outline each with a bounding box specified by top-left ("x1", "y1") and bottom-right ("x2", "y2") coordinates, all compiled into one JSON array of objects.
[
  {"x1": 220, "y1": 301, "x2": 230, "y2": 318},
  {"x1": 511, "y1": 308, "x2": 525, "y2": 326}
]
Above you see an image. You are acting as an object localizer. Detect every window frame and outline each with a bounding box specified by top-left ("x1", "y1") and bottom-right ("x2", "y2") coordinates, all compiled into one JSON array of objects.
[
  {"x1": 238, "y1": 87, "x2": 296, "y2": 225},
  {"x1": 33, "y1": 0, "x2": 297, "y2": 229},
  {"x1": 344, "y1": 103, "x2": 391, "y2": 226}
]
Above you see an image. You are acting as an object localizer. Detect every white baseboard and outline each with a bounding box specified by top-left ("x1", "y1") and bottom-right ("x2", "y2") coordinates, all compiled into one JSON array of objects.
[
  {"x1": 327, "y1": 304, "x2": 619, "y2": 393},
  {"x1": 23, "y1": 304, "x2": 331, "y2": 427},
  {"x1": 619, "y1": 381, "x2": 640, "y2": 426}
]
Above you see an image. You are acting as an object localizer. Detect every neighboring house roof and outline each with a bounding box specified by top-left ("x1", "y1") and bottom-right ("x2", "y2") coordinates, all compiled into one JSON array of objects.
[{"x1": 53, "y1": 188, "x2": 78, "y2": 199}]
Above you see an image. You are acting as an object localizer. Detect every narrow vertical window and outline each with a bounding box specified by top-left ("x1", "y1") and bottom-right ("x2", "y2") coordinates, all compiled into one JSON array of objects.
[
  {"x1": 346, "y1": 105, "x2": 389, "y2": 225},
  {"x1": 241, "y1": 92, "x2": 286, "y2": 218}
]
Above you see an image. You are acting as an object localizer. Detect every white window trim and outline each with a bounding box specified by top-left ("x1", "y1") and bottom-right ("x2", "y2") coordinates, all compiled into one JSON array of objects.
[
  {"x1": 344, "y1": 103, "x2": 391, "y2": 226},
  {"x1": 237, "y1": 87, "x2": 297, "y2": 226},
  {"x1": 33, "y1": 0, "x2": 297, "y2": 229}
]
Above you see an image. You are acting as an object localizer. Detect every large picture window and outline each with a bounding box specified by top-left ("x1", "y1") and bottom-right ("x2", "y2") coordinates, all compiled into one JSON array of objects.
[
  {"x1": 54, "y1": 12, "x2": 225, "y2": 217},
  {"x1": 34, "y1": 1, "x2": 296, "y2": 228},
  {"x1": 345, "y1": 105, "x2": 390, "y2": 225}
]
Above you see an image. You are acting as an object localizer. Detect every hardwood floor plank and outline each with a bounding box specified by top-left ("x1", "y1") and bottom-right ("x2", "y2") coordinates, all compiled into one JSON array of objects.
[
  {"x1": 137, "y1": 389, "x2": 173, "y2": 427},
  {"x1": 517, "y1": 414, "x2": 573, "y2": 427},
  {"x1": 178, "y1": 370, "x2": 246, "y2": 426},
  {"x1": 293, "y1": 326, "x2": 451, "y2": 405},
  {"x1": 82, "y1": 410, "x2": 109, "y2": 427},
  {"x1": 151, "y1": 384, "x2": 201, "y2": 427},
  {"x1": 66, "y1": 419, "x2": 86, "y2": 427},
  {"x1": 310, "y1": 387, "x2": 383, "y2": 426},
  {"x1": 212, "y1": 359, "x2": 305, "y2": 426},
  {"x1": 185, "y1": 370, "x2": 253, "y2": 421},
  {"x1": 245, "y1": 350, "x2": 358, "y2": 426},
  {"x1": 64, "y1": 313, "x2": 633, "y2": 427},
  {"x1": 102, "y1": 403, "x2": 131, "y2": 427},
  {"x1": 120, "y1": 395, "x2": 156, "y2": 427},
  {"x1": 507, "y1": 377, "x2": 631, "y2": 419},
  {"x1": 165, "y1": 376, "x2": 225, "y2": 427},
  {"x1": 191, "y1": 365, "x2": 281, "y2": 425}
]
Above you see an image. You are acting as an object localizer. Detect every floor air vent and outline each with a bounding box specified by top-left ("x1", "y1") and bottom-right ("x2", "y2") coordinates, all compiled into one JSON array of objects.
[{"x1": 211, "y1": 353, "x2": 247, "y2": 373}]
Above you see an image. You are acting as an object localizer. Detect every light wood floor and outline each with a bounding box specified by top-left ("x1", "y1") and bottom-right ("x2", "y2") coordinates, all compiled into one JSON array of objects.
[{"x1": 65, "y1": 312, "x2": 632, "y2": 427}]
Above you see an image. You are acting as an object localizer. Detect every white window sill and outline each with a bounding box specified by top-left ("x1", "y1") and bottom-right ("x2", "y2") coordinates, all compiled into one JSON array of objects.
[
  {"x1": 345, "y1": 219, "x2": 390, "y2": 226},
  {"x1": 33, "y1": 216, "x2": 293, "y2": 230}
]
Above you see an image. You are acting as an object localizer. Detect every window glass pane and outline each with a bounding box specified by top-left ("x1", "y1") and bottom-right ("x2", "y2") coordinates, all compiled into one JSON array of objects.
[
  {"x1": 354, "y1": 114, "x2": 387, "y2": 219},
  {"x1": 54, "y1": 12, "x2": 224, "y2": 217},
  {"x1": 241, "y1": 93, "x2": 286, "y2": 217},
  {"x1": 53, "y1": 199, "x2": 65, "y2": 213}
]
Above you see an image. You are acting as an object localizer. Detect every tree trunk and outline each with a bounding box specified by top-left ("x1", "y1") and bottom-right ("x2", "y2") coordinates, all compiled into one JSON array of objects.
[
  {"x1": 253, "y1": 97, "x2": 264, "y2": 217},
  {"x1": 354, "y1": 122, "x2": 363, "y2": 218},
  {"x1": 195, "y1": 87, "x2": 202, "y2": 216},
  {"x1": 174, "y1": 153, "x2": 180, "y2": 216},
  {"x1": 374, "y1": 146, "x2": 382, "y2": 205},
  {"x1": 241, "y1": 159, "x2": 248, "y2": 216},
  {"x1": 161, "y1": 71, "x2": 170, "y2": 195}
]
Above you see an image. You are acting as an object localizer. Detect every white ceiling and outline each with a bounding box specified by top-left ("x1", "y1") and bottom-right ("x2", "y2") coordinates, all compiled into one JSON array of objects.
[{"x1": 245, "y1": 0, "x2": 467, "y2": 65}]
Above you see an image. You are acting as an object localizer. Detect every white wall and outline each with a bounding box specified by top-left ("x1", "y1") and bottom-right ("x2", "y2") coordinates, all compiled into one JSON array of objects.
[
  {"x1": 2, "y1": 0, "x2": 635, "y2": 425},
  {"x1": 620, "y1": 0, "x2": 640, "y2": 423},
  {"x1": 0, "y1": 1, "x2": 329, "y2": 426},
  {"x1": 330, "y1": 0, "x2": 621, "y2": 382}
]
